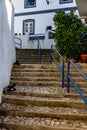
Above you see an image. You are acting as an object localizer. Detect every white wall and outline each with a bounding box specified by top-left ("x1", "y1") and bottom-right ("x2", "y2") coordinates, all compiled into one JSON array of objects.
[
  {"x1": 13, "y1": 0, "x2": 77, "y2": 13},
  {"x1": 0, "y1": 0, "x2": 16, "y2": 103},
  {"x1": 14, "y1": 12, "x2": 55, "y2": 34},
  {"x1": 15, "y1": 30, "x2": 55, "y2": 49},
  {"x1": 13, "y1": 0, "x2": 77, "y2": 34}
]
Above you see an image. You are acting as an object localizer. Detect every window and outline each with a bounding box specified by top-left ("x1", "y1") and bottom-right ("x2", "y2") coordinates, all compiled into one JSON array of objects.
[
  {"x1": 23, "y1": 19, "x2": 35, "y2": 34},
  {"x1": 24, "y1": 0, "x2": 36, "y2": 8},
  {"x1": 60, "y1": 0, "x2": 73, "y2": 4}
]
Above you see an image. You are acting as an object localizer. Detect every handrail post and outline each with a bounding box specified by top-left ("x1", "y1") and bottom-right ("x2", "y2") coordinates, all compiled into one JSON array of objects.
[
  {"x1": 50, "y1": 45, "x2": 53, "y2": 64},
  {"x1": 14, "y1": 37, "x2": 22, "y2": 48},
  {"x1": 67, "y1": 61, "x2": 70, "y2": 93},
  {"x1": 62, "y1": 58, "x2": 64, "y2": 88},
  {"x1": 40, "y1": 48, "x2": 41, "y2": 64},
  {"x1": 37, "y1": 38, "x2": 41, "y2": 63},
  {"x1": 20, "y1": 39, "x2": 22, "y2": 48}
]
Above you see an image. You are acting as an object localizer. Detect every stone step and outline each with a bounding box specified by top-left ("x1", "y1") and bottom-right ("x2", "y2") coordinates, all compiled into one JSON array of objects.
[
  {"x1": 2, "y1": 94, "x2": 86, "y2": 108},
  {"x1": 17, "y1": 57, "x2": 50, "y2": 60},
  {"x1": 17, "y1": 61, "x2": 51, "y2": 64},
  {"x1": 3, "y1": 85, "x2": 87, "y2": 100},
  {"x1": 1, "y1": 103, "x2": 87, "y2": 121},
  {"x1": 10, "y1": 80, "x2": 62, "y2": 86},
  {"x1": 0, "y1": 116, "x2": 87, "y2": 130},
  {"x1": 11, "y1": 71, "x2": 61, "y2": 77},
  {"x1": 13, "y1": 64, "x2": 57, "y2": 69},
  {"x1": 66, "y1": 67, "x2": 87, "y2": 73},
  {"x1": 17, "y1": 55, "x2": 50, "y2": 58},
  {"x1": 16, "y1": 61, "x2": 50, "y2": 63},
  {"x1": 69, "y1": 71, "x2": 87, "y2": 77},
  {"x1": 10, "y1": 79, "x2": 87, "y2": 88},
  {"x1": 17, "y1": 55, "x2": 39, "y2": 57},
  {"x1": 70, "y1": 82, "x2": 87, "y2": 88},
  {"x1": 3, "y1": 86, "x2": 75, "y2": 97},
  {"x1": 17, "y1": 60, "x2": 50, "y2": 63},
  {"x1": 76, "y1": 63, "x2": 87, "y2": 69},
  {"x1": 71, "y1": 77, "x2": 87, "y2": 81},
  {"x1": 12, "y1": 69, "x2": 58, "y2": 72},
  {"x1": 11, "y1": 77, "x2": 62, "y2": 81},
  {"x1": 16, "y1": 49, "x2": 50, "y2": 52}
]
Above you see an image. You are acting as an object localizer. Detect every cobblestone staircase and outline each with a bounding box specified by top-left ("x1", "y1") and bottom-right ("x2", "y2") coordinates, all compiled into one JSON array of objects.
[{"x1": 0, "y1": 49, "x2": 87, "y2": 130}]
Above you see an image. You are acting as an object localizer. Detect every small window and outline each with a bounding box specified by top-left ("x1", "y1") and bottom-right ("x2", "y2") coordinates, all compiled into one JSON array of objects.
[
  {"x1": 24, "y1": 0, "x2": 36, "y2": 8},
  {"x1": 23, "y1": 19, "x2": 35, "y2": 34},
  {"x1": 60, "y1": 0, "x2": 73, "y2": 4}
]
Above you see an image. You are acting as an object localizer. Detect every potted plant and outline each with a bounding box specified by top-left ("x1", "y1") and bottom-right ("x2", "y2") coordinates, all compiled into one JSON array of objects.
[
  {"x1": 53, "y1": 9, "x2": 86, "y2": 62},
  {"x1": 80, "y1": 31, "x2": 87, "y2": 63}
]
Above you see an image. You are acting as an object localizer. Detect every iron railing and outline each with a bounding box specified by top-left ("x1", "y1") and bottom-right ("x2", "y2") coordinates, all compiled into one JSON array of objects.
[
  {"x1": 50, "y1": 45, "x2": 64, "y2": 88},
  {"x1": 67, "y1": 60, "x2": 87, "y2": 104},
  {"x1": 37, "y1": 38, "x2": 42, "y2": 63},
  {"x1": 14, "y1": 37, "x2": 22, "y2": 48}
]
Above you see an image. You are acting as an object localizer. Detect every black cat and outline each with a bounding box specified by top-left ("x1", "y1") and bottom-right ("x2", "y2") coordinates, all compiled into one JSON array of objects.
[
  {"x1": 3, "y1": 84, "x2": 16, "y2": 93},
  {"x1": 7, "y1": 84, "x2": 16, "y2": 92}
]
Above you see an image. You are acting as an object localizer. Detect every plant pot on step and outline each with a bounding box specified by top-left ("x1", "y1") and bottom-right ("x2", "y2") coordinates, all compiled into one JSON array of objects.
[{"x1": 80, "y1": 54, "x2": 87, "y2": 63}]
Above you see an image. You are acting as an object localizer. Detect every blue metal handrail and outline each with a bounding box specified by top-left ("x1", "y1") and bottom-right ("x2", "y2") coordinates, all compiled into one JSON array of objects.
[
  {"x1": 14, "y1": 37, "x2": 22, "y2": 48},
  {"x1": 37, "y1": 38, "x2": 42, "y2": 63},
  {"x1": 50, "y1": 45, "x2": 64, "y2": 88},
  {"x1": 67, "y1": 60, "x2": 87, "y2": 104}
]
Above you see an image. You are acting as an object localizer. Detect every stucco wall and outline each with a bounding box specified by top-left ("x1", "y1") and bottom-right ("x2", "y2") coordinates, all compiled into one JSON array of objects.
[
  {"x1": 13, "y1": 0, "x2": 77, "y2": 34},
  {"x1": 0, "y1": 0, "x2": 16, "y2": 103},
  {"x1": 15, "y1": 30, "x2": 55, "y2": 49},
  {"x1": 13, "y1": 0, "x2": 77, "y2": 13}
]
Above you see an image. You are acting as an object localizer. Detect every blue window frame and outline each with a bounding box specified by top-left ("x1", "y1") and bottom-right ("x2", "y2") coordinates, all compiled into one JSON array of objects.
[
  {"x1": 60, "y1": 0, "x2": 73, "y2": 4},
  {"x1": 23, "y1": 19, "x2": 35, "y2": 34},
  {"x1": 24, "y1": 0, "x2": 36, "y2": 8}
]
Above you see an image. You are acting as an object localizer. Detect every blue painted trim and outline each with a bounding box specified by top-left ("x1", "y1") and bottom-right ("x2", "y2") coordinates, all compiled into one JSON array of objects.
[
  {"x1": 15, "y1": 7, "x2": 77, "y2": 17},
  {"x1": 59, "y1": 0, "x2": 73, "y2": 4},
  {"x1": 24, "y1": 0, "x2": 36, "y2": 8}
]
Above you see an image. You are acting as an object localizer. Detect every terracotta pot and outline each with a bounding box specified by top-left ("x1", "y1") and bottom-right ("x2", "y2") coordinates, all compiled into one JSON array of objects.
[{"x1": 80, "y1": 54, "x2": 87, "y2": 63}]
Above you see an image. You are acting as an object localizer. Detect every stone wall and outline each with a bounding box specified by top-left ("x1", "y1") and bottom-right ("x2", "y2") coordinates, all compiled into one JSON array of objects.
[{"x1": 0, "y1": 0, "x2": 16, "y2": 102}]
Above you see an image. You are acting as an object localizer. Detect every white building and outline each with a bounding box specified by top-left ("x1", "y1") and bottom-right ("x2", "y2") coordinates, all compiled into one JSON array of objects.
[
  {"x1": 13, "y1": 0, "x2": 78, "y2": 49},
  {"x1": 0, "y1": 0, "x2": 16, "y2": 102},
  {"x1": 13, "y1": 0, "x2": 78, "y2": 35}
]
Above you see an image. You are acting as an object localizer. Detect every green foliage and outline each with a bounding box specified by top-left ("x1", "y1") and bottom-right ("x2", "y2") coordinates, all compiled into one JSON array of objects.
[{"x1": 53, "y1": 10, "x2": 86, "y2": 59}]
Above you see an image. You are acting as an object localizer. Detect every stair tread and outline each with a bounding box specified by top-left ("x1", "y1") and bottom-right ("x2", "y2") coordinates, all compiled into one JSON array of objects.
[
  {"x1": 2, "y1": 94, "x2": 84, "y2": 103},
  {"x1": 11, "y1": 77, "x2": 62, "y2": 81},
  {"x1": 0, "y1": 116, "x2": 87, "y2": 130},
  {"x1": 12, "y1": 69, "x2": 58, "y2": 72},
  {"x1": 13, "y1": 63, "x2": 56, "y2": 67},
  {"x1": 4, "y1": 86, "x2": 79, "y2": 97},
  {"x1": 10, "y1": 81, "x2": 62, "y2": 87},
  {"x1": 1, "y1": 103, "x2": 87, "y2": 115}
]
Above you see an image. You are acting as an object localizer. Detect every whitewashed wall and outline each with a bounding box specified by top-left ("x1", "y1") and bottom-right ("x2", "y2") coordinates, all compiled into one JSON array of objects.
[
  {"x1": 13, "y1": 0, "x2": 77, "y2": 34},
  {"x1": 15, "y1": 30, "x2": 55, "y2": 49},
  {"x1": 0, "y1": 0, "x2": 16, "y2": 103},
  {"x1": 13, "y1": 0, "x2": 77, "y2": 13}
]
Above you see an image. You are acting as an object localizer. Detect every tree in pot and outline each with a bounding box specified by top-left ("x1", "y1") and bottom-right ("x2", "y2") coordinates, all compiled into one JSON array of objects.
[{"x1": 53, "y1": 10, "x2": 86, "y2": 62}]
